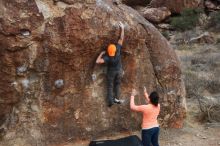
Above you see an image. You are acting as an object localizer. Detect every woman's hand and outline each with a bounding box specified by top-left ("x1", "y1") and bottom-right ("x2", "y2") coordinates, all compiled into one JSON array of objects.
[
  {"x1": 131, "y1": 89, "x2": 137, "y2": 97},
  {"x1": 143, "y1": 86, "x2": 147, "y2": 93},
  {"x1": 143, "y1": 86, "x2": 150, "y2": 103},
  {"x1": 143, "y1": 86, "x2": 148, "y2": 96}
]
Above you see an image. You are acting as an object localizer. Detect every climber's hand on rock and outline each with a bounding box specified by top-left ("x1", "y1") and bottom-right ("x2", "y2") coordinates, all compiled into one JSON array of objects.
[
  {"x1": 119, "y1": 22, "x2": 124, "y2": 30},
  {"x1": 131, "y1": 89, "x2": 137, "y2": 97}
]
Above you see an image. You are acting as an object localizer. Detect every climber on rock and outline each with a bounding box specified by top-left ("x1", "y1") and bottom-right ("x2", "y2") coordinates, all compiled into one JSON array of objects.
[{"x1": 96, "y1": 22, "x2": 124, "y2": 107}]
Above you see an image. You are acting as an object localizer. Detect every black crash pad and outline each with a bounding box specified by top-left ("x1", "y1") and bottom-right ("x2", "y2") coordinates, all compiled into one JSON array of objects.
[{"x1": 89, "y1": 135, "x2": 143, "y2": 146}]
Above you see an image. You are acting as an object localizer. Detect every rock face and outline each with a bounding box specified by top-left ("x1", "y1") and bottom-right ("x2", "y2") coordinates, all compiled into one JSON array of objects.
[
  {"x1": 0, "y1": 0, "x2": 186, "y2": 145},
  {"x1": 137, "y1": 7, "x2": 171, "y2": 23},
  {"x1": 205, "y1": 0, "x2": 220, "y2": 10},
  {"x1": 150, "y1": 0, "x2": 204, "y2": 13}
]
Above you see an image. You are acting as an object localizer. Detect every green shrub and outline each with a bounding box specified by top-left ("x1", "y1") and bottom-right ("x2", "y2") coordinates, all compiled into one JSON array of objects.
[
  {"x1": 217, "y1": 38, "x2": 220, "y2": 43},
  {"x1": 209, "y1": 11, "x2": 220, "y2": 25},
  {"x1": 208, "y1": 11, "x2": 220, "y2": 31},
  {"x1": 161, "y1": 31, "x2": 170, "y2": 40},
  {"x1": 171, "y1": 8, "x2": 204, "y2": 31}
]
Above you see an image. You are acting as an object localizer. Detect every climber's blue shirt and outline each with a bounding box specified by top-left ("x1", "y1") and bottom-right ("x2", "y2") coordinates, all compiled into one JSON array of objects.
[{"x1": 102, "y1": 44, "x2": 122, "y2": 72}]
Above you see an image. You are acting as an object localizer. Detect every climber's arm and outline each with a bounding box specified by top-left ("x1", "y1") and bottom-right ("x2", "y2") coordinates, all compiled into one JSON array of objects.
[
  {"x1": 118, "y1": 22, "x2": 124, "y2": 46},
  {"x1": 96, "y1": 51, "x2": 105, "y2": 64}
]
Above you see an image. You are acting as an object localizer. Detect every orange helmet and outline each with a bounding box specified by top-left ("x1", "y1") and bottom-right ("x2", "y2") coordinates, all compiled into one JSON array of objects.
[{"x1": 107, "y1": 44, "x2": 116, "y2": 57}]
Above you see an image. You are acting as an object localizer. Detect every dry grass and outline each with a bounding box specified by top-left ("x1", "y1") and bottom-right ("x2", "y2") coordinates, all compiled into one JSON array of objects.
[{"x1": 177, "y1": 41, "x2": 220, "y2": 123}]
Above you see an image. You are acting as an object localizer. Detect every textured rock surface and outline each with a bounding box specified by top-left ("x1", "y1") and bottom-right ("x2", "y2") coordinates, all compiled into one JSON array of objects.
[
  {"x1": 0, "y1": 0, "x2": 186, "y2": 145},
  {"x1": 150, "y1": 0, "x2": 204, "y2": 13},
  {"x1": 205, "y1": 0, "x2": 220, "y2": 10},
  {"x1": 137, "y1": 7, "x2": 171, "y2": 23}
]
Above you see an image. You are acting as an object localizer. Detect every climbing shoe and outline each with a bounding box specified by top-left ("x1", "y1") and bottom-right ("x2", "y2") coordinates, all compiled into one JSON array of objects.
[{"x1": 114, "y1": 98, "x2": 122, "y2": 104}]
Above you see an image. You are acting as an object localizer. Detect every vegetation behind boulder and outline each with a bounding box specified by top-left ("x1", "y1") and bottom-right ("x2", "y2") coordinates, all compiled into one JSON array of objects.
[
  {"x1": 170, "y1": 8, "x2": 204, "y2": 31},
  {"x1": 179, "y1": 44, "x2": 220, "y2": 123},
  {"x1": 207, "y1": 11, "x2": 220, "y2": 31}
]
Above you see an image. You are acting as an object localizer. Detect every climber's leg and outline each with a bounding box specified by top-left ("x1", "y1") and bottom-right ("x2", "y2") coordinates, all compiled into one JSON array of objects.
[
  {"x1": 107, "y1": 71, "x2": 115, "y2": 106},
  {"x1": 114, "y1": 71, "x2": 121, "y2": 100}
]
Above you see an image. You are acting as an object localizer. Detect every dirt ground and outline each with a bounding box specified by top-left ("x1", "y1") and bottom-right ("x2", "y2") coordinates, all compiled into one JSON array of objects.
[
  {"x1": 159, "y1": 97, "x2": 220, "y2": 146},
  {"x1": 52, "y1": 97, "x2": 220, "y2": 146}
]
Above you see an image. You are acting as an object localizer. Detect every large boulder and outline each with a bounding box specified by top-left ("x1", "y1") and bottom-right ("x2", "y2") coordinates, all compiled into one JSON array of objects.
[
  {"x1": 0, "y1": 0, "x2": 186, "y2": 145},
  {"x1": 205, "y1": 0, "x2": 220, "y2": 10},
  {"x1": 0, "y1": 0, "x2": 44, "y2": 144},
  {"x1": 150, "y1": 0, "x2": 204, "y2": 13},
  {"x1": 137, "y1": 7, "x2": 171, "y2": 23}
]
